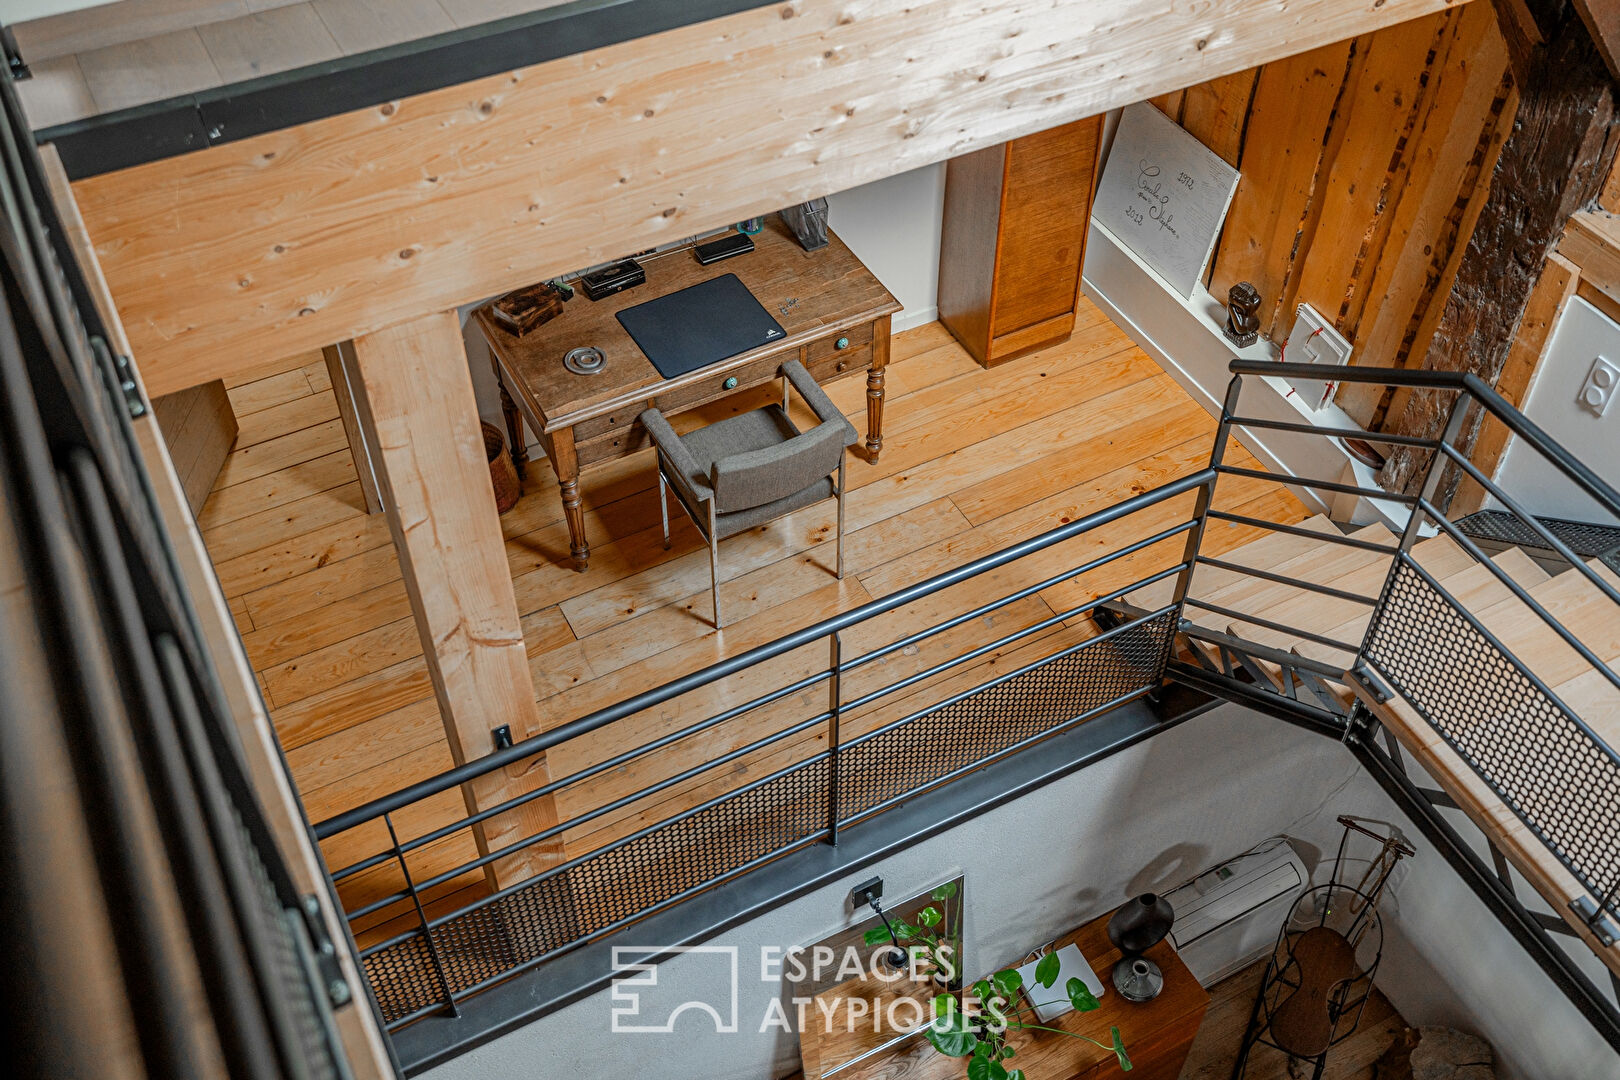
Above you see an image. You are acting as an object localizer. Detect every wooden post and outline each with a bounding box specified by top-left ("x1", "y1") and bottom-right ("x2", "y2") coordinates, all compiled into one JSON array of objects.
[
  {"x1": 322, "y1": 342, "x2": 383, "y2": 515},
  {"x1": 347, "y1": 312, "x2": 564, "y2": 885},
  {"x1": 1377, "y1": 10, "x2": 1618, "y2": 502}
]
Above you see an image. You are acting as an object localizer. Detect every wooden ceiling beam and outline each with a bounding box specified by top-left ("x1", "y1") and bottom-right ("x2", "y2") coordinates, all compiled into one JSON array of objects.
[{"x1": 63, "y1": 0, "x2": 1458, "y2": 395}]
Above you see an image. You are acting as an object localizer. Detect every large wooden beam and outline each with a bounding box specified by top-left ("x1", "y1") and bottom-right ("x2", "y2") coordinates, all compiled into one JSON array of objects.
[
  {"x1": 1378, "y1": 9, "x2": 1618, "y2": 499},
  {"x1": 346, "y1": 312, "x2": 564, "y2": 885},
  {"x1": 64, "y1": 0, "x2": 1456, "y2": 395}
]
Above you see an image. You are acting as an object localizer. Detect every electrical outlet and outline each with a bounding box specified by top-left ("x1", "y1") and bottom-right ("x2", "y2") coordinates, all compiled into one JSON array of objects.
[
  {"x1": 849, "y1": 876, "x2": 884, "y2": 911},
  {"x1": 1577, "y1": 355, "x2": 1618, "y2": 417},
  {"x1": 1282, "y1": 304, "x2": 1353, "y2": 411}
]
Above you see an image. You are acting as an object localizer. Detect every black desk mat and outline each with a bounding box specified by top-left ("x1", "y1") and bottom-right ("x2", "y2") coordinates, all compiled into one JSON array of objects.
[{"x1": 615, "y1": 273, "x2": 786, "y2": 379}]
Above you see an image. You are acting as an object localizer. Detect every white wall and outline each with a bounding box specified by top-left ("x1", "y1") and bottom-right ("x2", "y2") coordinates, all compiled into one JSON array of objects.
[
  {"x1": 1495, "y1": 296, "x2": 1620, "y2": 523},
  {"x1": 824, "y1": 163, "x2": 946, "y2": 333}
]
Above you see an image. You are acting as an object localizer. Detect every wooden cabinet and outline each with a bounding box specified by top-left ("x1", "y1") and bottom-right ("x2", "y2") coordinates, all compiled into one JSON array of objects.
[{"x1": 938, "y1": 115, "x2": 1102, "y2": 367}]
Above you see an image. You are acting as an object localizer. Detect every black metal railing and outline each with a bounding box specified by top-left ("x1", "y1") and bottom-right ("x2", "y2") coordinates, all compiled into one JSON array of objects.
[
  {"x1": 313, "y1": 474, "x2": 1206, "y2": 1026},
  {"x1": 1177, "y1": 361, "x2": 1620, "y2": 946}
]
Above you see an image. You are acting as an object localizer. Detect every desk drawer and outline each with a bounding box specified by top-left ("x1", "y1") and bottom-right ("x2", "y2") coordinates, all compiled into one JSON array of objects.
[
  {"x1": 805, "y1": 321, "x2": 875, "y2": 365},
  {"x1": 651, "y1": 350, "x2": 784, "y2": 416},
  {"x1": 572, "y1": 403, "x2": 646, "y2": 445}
]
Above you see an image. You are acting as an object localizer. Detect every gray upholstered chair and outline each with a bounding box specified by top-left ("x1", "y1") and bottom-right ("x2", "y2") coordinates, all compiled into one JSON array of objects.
[{"x1": 640, "y1": 359, "x2": 857, "y2": 628}]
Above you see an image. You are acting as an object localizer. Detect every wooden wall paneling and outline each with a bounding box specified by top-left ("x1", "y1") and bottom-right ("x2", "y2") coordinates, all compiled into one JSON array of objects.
[
  {"x1": 1149, "y1": 89, "x2": 1186, "y2": 122},
  {"x1": 1453, "y1": 251, "x2": 1579, "y2": 515},
  {"x1": 152, "y1": 378, "x2": 239, "y2": 516},
  {"x1": 321, "y1": 342, "x2": 383, "y2": 514},
  {"x1": 1289, "y1": 12, "x2": 1451, "y2": 356},
  {"x1": 62, "y1": 0, "x2": 1459, "y2": 394},
  {"x1": 1379, "y1": 13, "x2": 1619, "y2": 498},
  {"x1": 1178, "y1": 68, "x2": 1260, "y2": 169},
  {"x1": 1334, "y1": 2, "x2": 1515, "y2": 426},
  {"x1": 1207, "y1": 37, "x2": 1357, "y2": 338},
  {"x1": 346, "y1": 311, "x2": 566, "y2": 887},
  {"x1": 36, "y1": 144, "x2": 395, "y2": 1079}
]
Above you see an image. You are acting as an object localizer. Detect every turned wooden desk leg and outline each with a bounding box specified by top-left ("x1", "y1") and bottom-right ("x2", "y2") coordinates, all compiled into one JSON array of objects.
[
  {"x1": 549, "y1": 427, "x2": 589, "y2": 571},
  {"x1": 865, "y1": 314, "x2": 892, "y2": 462},
  {"x1": 493, "y1": 357, "x2": 528, "y2": 480}
]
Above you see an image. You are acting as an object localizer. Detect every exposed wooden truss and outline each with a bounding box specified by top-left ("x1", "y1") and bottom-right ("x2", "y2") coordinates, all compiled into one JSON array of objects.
[{"x1": 62, "y1": 0, "x2": 1457, "y2": 396}]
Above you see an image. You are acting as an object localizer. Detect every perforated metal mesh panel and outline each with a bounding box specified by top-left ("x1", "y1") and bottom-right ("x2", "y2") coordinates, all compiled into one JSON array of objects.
[
  {"x1": 1454, "y1": 509, "x2": 1620, "y2": 559},
  {"x1": 358, "y1": 613, "x2": 1174, "y2": 1026},
  {"x1": 362, "y1": 756, "x2": 830, "y2": 1024},
  {"x1": 1364, "y1": 560, "x2": 1620, "y2": 918},
  {"x1": 837, "y1": 612, "x2": 1175, "y2": 819}
]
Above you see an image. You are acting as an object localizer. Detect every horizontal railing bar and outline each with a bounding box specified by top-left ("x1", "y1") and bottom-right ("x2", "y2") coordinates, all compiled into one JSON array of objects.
[
  {"x1": 1194, "y1": 555, "x2": 1382, "y2": 606},
  {"x1": 838, "y1": 685, "x2": 1156, "y2": 829},
  {"x1": 1438, "y1": 447, "x2": 1620, "y2": 609},
  {"x1": 1214, "y1": 464, "x2": 1418, "y2": 504},
  {"x1": 328, "y1": 847, "x2": 398, "y2": 886},
  {"x1": 1182, "y1": 598, "x2": 1362, "y2": 654},
  {"x1": 1179, "y1": 623, "x2": 1351, "y2": 680},
  {"x1": 1227, "y1": 361, "x2": 1620, "y2": 522},
  {"x1": 1224, "y1": 415, "x2": 1441, "y2": 448},
  {"x1": 840, "y1": 563, "x2": 1186, "y2": 715},
  {"x1": 315, "y1": 469, "x2": 1215, "y2": 838},
  {"x1": 842, "y1": 520, "x2": 1197, "y2": 674},
  {"x1": 354, "y1": 667, "x2": 837, "y2": 871},
  {"x1": 407, "y1": 711, "x2": 835, "y2": 896},
  {"x1": 1228, "y1": 360, "x2": 1471, "y2": 389},
  {"x1": 1204, "y1": 512, "x2": 1401, "y2": 554},
  {"x1": 1387, "y1": 554, "x2": 1620, "y2": 769},
  {"x1": 426, "y1": 751, "x2": 835, "y2": 929},
  {"x1": 1417, "y1": 508, "x2": 1620, "y2": 701},
  {"x1": 841, "y1": 605, "x2": 1174, "y2": 753}
]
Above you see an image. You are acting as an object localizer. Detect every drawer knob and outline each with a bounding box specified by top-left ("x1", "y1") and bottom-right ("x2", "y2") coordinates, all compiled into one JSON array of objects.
[
  {"x1": 722, "y1": 376, "x2": 738, "y2": 390},
  {"x1": 835, "y1": 336, "x2": 851, "y2": 351}
]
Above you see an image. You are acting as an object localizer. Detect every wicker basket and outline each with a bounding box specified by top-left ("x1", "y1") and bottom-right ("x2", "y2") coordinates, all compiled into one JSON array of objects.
[{"x1": 483, "y1": 421, "x2": 522, "y2": 514}]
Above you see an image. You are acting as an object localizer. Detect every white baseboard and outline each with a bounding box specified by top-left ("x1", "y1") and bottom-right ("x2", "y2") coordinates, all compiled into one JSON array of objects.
[{"x1": 893, "y1": 305, "x2": 939, "y2": 334}]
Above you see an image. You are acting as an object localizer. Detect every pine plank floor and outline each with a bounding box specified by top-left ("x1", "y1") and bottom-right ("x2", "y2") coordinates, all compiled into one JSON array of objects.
[{"x1": 197, "y1": 304, "x2": 1308, "y2": 943}]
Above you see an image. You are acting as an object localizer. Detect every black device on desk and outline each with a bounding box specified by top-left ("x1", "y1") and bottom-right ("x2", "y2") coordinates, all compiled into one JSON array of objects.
[
  {"x1": 693, "y1": 231, "x2": 755, "y2": 265},
  {"x1": 616, "y1": 273, "x2": 785, "y2": 379},
  {"x1": 579, "y1": 259, "x2": 645, "y2": 300}
]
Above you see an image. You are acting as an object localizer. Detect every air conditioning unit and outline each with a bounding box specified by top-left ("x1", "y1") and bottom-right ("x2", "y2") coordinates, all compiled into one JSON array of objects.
[{"x1": 1162, "y1": 838, "x2": 1308, "y2": 987}]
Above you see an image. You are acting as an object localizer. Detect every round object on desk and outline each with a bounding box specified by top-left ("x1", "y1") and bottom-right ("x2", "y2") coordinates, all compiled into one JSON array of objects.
[
  {"x1": 563, "y1": 345, "x2": 605, "y2": 375},
  {"x1": 1112, "y1": 956, "x2": 1164, "y2": 1002},
  {"x1": 1107, "y1": 893, "x2": 1174, "y2": 954}
]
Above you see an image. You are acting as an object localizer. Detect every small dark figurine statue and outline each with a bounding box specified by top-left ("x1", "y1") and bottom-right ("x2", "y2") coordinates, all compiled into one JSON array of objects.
[{"x1": 1224, "y1": 281, "x2": 1261, "y2": 349}]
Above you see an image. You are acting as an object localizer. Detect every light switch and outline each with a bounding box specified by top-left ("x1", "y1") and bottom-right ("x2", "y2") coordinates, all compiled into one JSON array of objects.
[{"x1": 1578, "y1": 356, "x2": 1618, "y2": 417}]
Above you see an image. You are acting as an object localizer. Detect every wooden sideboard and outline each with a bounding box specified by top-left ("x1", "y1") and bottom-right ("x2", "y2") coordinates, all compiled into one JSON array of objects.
[
  {"x1": 799, "y1": 906, "x2": 1208, "y2": 1080},
  {"x1": 474, "y1": 216, "x2": 899, "y2": 570},
  {"x1": 937, "y1": 115, "x2": 1102, "y2": 369}
]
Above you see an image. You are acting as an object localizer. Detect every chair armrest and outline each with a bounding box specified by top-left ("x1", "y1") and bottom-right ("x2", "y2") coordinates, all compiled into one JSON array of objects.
[
  {"x1": 781, "y1": 359, "x2": 855, "y2": 442},
  {"x1": 639, "y1": 408, "x2": 712, "y2": 503}
]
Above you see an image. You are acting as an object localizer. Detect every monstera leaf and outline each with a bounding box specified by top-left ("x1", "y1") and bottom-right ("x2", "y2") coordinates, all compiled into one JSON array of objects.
[
  {"x1": 1067, "y1": 976, "x2": 1101, "y2": 1012},
  {"x1": 1111, "y1": 1026, "x2": 1132, "y2": 1071},
  {"x1": 1034, "y1": 951, "x2": 1061, "y2": 989},
  {"x1": 926, "y1": 1004, "x2": 978, "y2": 1058}
]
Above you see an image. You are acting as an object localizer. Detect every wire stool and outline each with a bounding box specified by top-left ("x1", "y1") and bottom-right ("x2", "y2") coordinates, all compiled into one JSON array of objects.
[{"x1": 1231, "y1": 817, "x2": 1413, "y2": 1079}]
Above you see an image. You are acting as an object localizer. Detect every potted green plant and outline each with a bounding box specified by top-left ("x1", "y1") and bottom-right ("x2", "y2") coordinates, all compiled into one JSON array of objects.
[
  {"x1": 925, "y1": 954, "x2": 1132, "y2": 1079},
  {"x1": 861, "y1": 886, "x2": 1130, "y2": 1078}
]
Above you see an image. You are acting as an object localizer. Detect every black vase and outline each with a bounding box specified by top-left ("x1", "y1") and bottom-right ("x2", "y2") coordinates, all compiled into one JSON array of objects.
[{"x1": 1107, "y1": 894, "x2": 1174, "y2": 1001}]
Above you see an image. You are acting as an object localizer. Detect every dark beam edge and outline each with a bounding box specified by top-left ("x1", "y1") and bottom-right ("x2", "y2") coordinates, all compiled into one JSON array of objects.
[
  {"x1": 388, "y1": 696, "x2": 1224, "y2": 1074},
  {"x1": 28, "y1": 0, "x2": 778, "y2": 180}
]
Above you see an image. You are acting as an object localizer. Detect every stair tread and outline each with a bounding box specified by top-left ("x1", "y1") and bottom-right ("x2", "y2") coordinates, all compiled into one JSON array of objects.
[
  {"x1": 1293, "y1": 546, "x2": 1550, "y2": 668},
  {"x1": 1181, "y1": 523, "x2": 1394, "y2": 638},
  {"x1": 1124, "y1": 514, "x2": 1337, "y2": 612},
  {"x1": 1465, "y1": 556, "x2": 1620, "y2": 691},
  {"x1": 1228, "y1": 534, "x2": 1468, "y2": 654}
]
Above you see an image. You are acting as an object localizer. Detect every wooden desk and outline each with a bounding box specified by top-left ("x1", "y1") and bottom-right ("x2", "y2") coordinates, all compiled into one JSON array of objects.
[
  {"x1": 800, "y1": 908, "x2": 1208, "y2": 1080},
  {"x1": 473, "y1": 217, "x2": 900, "y2": 569}
]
